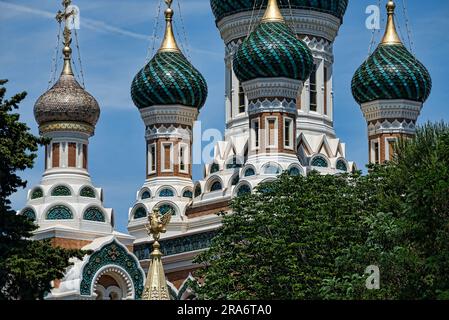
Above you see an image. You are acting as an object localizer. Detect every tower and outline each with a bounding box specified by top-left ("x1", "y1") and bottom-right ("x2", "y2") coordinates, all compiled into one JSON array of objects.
[
  {"x1": 211, "y1": 0, "x2": 349, "y2": 140},
  {"x1": 21, "y1": 1, "x2": 122, "y2": 245},
  {"x1": 233, "y1": 0, "x2": 314, "y2": 178},
  {"x1": 352, "y1": 0, "x2": 432, "y2": 164},
  {"x1": 20, "y1": 0, "x2": 145, "y2": 301},
  {"x1": 128, "y1": 0, "x2": 208, "y2": 250}
]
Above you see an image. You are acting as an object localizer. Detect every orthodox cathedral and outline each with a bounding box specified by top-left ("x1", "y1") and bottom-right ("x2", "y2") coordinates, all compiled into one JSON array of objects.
[{"x1": 18, "y1": 0, "x2": 431, "y2": 300}]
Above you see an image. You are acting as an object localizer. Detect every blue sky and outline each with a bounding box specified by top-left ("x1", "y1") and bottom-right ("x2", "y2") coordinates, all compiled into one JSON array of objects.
[{"x1": 2, "y1": 0, "x2": 448, "y2": 233}]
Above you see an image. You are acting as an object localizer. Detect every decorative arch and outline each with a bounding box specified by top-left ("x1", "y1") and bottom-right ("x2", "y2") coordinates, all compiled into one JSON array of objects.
[
  {"x1": 83, "y1": 207, "x2": 106, "y2": 223},
  {"x1": 167, "y1": 275, "x2": 197, "y2": 300},
  {"x1": 46, "y1": 205, "x2": 73, "y2": 220},
  {"x1": 51, "y1": 185, "x2": 72, "y2": 197},
  {"x1": 182, "y1": 188, "x2": 193, "y2": 199},
  {"x1": 311, "y1": 155, "x2": 329, "y2": 168},
  {"x1": 242, "y1": 165, "x2": 256, "y2": 177},
  {"x1": 80, "y1": 240, "x2": 145, "y2": 299},
  {"x1": 30, "y1": 187, "x2": 44, "y2": 200},
  {"x1": 207, "y1": 176, "x2": 224, "y2": 192},
  {"x1": 288, "y1": 165, "x2": 303, "y2": 176},
  {"x1": 235, "y1": 183, "x2": 251, "y2": 197},
  {"x1": 262, "y1": 162, "x2": 282, "y2": 175},
  {"x1": 133, "y1": 206, "x2": 147, "y2": 220},
  {"x1": 140, "y1": 189, "x2": 151, "y2": 200},
  {"x1": 21, "y1": 207, "x2": 36, "y2": 221},
  {"x1": 80, "y1": 186, "x2": 96, "y2": 198},
  {"x1": 155, "y1": 201, "x2": 178, "y2": 216},
  {"x1": 336, "y1": 158, "x2": 348, "y2": 172},
  {"x1": 158, "y1": 187, "x2": 176, "y2": 198}
]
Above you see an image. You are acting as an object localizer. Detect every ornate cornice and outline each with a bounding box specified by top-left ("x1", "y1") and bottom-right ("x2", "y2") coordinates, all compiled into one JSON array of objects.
[
  {"x1": 248, "y1": 98, "x2": 297, "y2": 116},
  {"x1": 145, "y1": 124, "x2": 193, "y2": 141},
  {"x1": 217, "y1": 9, "x2": 341, "y2": 45},
  {"x1": 368, "y1": 119, "x2": 417, "y2": 136},
  {"x1": 140, "y1": 105, "x2": 198, "y2": 127},
  {"x1": 39, "y1": 121, "x2": 94, "y2": 136},
  {"x1": 242, "y1": 77, "x2": 302, "y2": 102},
  {"x1": 360, "y1": 99, "x2": 423, "y2": 123}
]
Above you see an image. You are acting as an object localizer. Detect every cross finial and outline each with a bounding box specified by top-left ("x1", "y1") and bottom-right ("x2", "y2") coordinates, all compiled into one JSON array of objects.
[
  {"x1": 165, "y1": 0, "x2": 173, "y2": 9},
  {"x1": 55, "y1": 0, "x2": 76, "y2": 75}
]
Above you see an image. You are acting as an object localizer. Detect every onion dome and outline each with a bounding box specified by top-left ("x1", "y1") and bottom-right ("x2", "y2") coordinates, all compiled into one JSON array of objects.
[
  {"x1": 34, "y1": 23, "x2": 100, "y2": 128},
  {"x1": 211, "y1": 0, "x2": 348, "y2": 22},
  {"x1": 351, "y1": 1, "x2": 431, "y2": 105},
  {"x1": 131, "y1": 3, "x2": 208, "y2": 110},
  {"x1": 233, "y1": 0, "x2": 314, "y2": 83}
]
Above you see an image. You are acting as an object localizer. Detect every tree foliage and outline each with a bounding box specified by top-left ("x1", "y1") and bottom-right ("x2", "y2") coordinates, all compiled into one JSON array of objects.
[
  {"x1": 193, "y1": 123, "x2": 449, "y2": 300},
  {"x1": 0, "y1": 80, "x2": 85, "y2": 300}
]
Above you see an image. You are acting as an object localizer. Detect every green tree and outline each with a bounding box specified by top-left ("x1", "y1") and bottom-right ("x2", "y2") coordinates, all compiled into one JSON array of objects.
[
  {"x1": 192, "y1": 123, "x2": 449, "y2": 300},
  {"x1": 328, "y1": 123, "x2": 449, "y2": 300},
  {"x1": 193, "y1": 172, "x2": 365, "y2": 300},
  {"x1": 0, "y1": 80, "x2": 85, "y2": 300}
]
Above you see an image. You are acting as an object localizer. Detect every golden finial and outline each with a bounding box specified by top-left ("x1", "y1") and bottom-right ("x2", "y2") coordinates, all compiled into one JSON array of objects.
[
  {"x1": 158, "y1": 0, "x2": 181, "y2": 53},
  {"x1": 380, "y1": 0, "x2": 402, "y2": 45},
  {"x1": 56, "y1": 0, "x2": 76, "y2": 75},
  {"x1": 261, "y1": 0, "x2": 285, "y2": 23},
  {"x1": 142, "y1": 207, "x2": 172, "y2": 300}
]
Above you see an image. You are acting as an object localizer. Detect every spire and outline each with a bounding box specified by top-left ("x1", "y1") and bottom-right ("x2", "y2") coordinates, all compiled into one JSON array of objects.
[
  {"x1": 380, "y1": 0, "x2": 402, "y2": 45},
  {"x1": 56, "y1": 0, "x2": 75, "y2": 75},
  {"x1": 262, "y1": 0, "x2": 285, "y2": 23},
  {"x1": 142, "y1": 208, "x2": 172, "y2": 300},
  {"x1": 159, "y1": 0, "x2": 181, "y2": 53}
]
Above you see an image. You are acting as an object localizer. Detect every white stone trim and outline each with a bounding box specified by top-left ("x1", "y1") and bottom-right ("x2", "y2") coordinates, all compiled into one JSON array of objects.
[
  {"x1": 361, "y1": 99, "x2": 423, "y2": 123},
  {"x1": 242, "y1": 77, "x2": 303, "y2": 102},
  {"x1": 140, "y1": 105, "x2": 198, "y2": 127}
]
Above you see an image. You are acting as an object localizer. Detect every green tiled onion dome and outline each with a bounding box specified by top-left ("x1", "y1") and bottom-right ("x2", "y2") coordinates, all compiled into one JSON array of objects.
[
  {"x1": 131, "y1": 51, "x2": 208, "y2": 110},
  {"x1": 352, "y1": 44, "x2": 431, "y2": 104},
  {"x1": 351, "y1": 2, "x2": 431, "y2": 105},
  {"x1": 211, "y1": 0, "x2": 348, "y2": 22},
  {"x1": 233, "y1": 20, "x2": 314, "y2": 82}
]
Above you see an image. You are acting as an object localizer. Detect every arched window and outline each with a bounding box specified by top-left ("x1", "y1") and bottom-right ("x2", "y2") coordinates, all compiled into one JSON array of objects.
[
  {"x1": 311, "y1": 156, "x2": 328, "y2": 168},
  {"x1": 336, "y1": 160, "x2": 348, "y2": 172},
  {"x1": 22, "y1": 208, "x2": 36, "y2": 221},
  {"x1": 141, "y1": 191, "x2": 151, "y2": 200},
  {"x1": 134, "y1": 207, "x2": 147, "y2": 219},
  {"x1": 231, "y1": 175, "x2": 240, "y2": 186},
  {"x1": 210, "y1": 163, "x2": 219, "y2": 174},
  {"x1": 194, "y1": 185, "x2": 202, "y2": 198},
  {"x1": 47, "y1": 205, "x2": 73, "y2": 220},
  {"x1": 244, "y1": 168, "x2": 255, "y2": 177},
  {"x1": 237, "y1": 184, "x2": 251, "y2": 197},
  {"x1": 263, "y1": 164, "x2": 281, "y2": 175},
  {"x1": 52, "y1": 186, "x2": 71, "y2": 197},
  {"x1": 83, "y1": 207, "x2": 105, "y2": 222},
  {"x1": 210, "y1": 181, "x2": 223, "y2": 192},
  {"x1": 288, "y1": 167, "x2": 301, "y2": 176},
  {"x1": 159, "y1": 204, "x2": 176, "y2": 216},
  {"x1": 159, "y1": 188, "x2": 174, "y2": 197},
  {"x1": 183, "y1": 190, "x2": 193, "y2": 199},
  {"x1": 225, "y1": 157, "x2": 243, "y2": 169},
  {"x1": 80, "y1": 186, "x2": 96, "y2": 198},
  {"x1": 31, "y1": 188, "x2": 43, "y2": 199}
]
